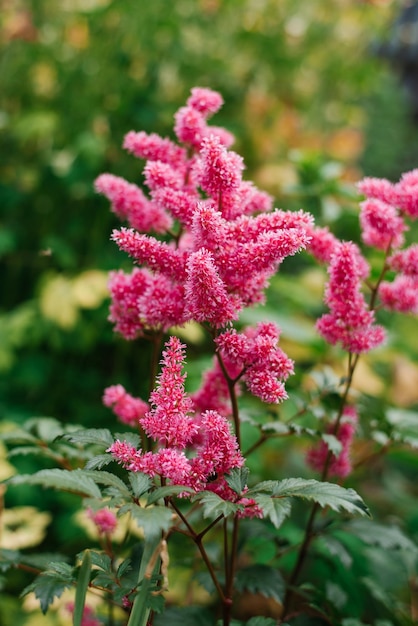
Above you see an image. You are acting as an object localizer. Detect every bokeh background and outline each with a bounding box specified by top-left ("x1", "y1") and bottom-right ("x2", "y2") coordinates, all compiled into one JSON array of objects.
[{"x1": 2, "y1": 0, "x2": 418, "y2": 623}]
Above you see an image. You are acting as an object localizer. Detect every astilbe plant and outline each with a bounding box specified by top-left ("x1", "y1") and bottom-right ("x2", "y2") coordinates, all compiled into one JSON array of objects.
[{"x1": 2, "y1": 88, "x2": 418, "y2": 626}]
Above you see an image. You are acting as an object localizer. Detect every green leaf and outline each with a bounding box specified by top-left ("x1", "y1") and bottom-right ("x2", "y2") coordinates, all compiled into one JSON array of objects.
[
  {"x1": 62, "y1": 428, "x2": 114, "y2": 448},
  {"x1": 249, "y1": 478, "x2": 370, "y2": 518},
  {"x1": 73, "y1": 551, "x2": 91, "y2": 626},
  {"x1": 0, "y1": 549, "x2": 20, "y2": 571},
  {"x1": 128, "y1": 472, "x2": 152, "y2": 498},
  {"x1": 85, "y1": 454, "x2": 114, "y2": 470},
  {"x1": 192, "y1": 491, "x2": 242, "y2": 519},
  {"x1": 87, "y1": 551, "x2": 111, "y2": 572},
  {"x1": 83, "y1": 470, "x2": 131, "y2": 498},
  {"x1": 235, "y1": 564, "x2": 285, "y2": 602},
  {"x1": 246, "y1": 618, "x2": 280, "y2": 626},
  {"x1": 147, "y1": 484, "x2": 194, "y2": 505},
  {"x1": 117, "y1": 558, "x2": 132, "y2": 578},
  {"x1": 121, "y1": 503, "x2": 173, "y2": 538},
  {"x1": 347, "y1": 520, "x2": 418, "y2": 555},
  {"x1": 21, "y1": 563, "x2": 74, "y2": 614},
  {"x1": 252, "y1": 493, "x2": 292, "y2": 529},
  {"x1": 225, "y1": 467, "x2": 250, "y2": 495},
  {"x1": 9, "y1": 468, "x2": 102, "y2": 499}
]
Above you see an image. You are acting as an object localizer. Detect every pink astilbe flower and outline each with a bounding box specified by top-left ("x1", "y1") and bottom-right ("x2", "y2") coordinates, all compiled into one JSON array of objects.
[
  {"x1": 123, "y1": 130, "x2": 186, "y2": 170},
  {"x1": 379, "y1": 274, "x2": 418, "y2": 314},
  {"x1": 174, "y1": 105, "x2": 208, "y2": 149},
  {"x1": 316, "y1": 242, "x2": 385, "y2": 353},
  {"x1": 216, "y1": 323, "x2": 294, "y2": 404},
  {"x1": 187, "y1": 87, "x2": 224, "y2": 117},
  {"x1": 88, "y1": 507, "x2": 118, "y2": 536},
  {"x1": 359, "y1": 198, "x2": 406, "y2": 250},
  {"x1": 111, "y1": 228, "x2": 187, "y2": 281},
  {"x1": 306, "y1": 406, "x2": 358, "y2": 478},
  {"x1": 184, "y1": 249, "x2": 240, "y2": 327},
  {"x1": 357, "y1": 176, "x2": 397, "y2": 205},
  {"x1": 140, "y1": 336, "x2": 198, "y2": 447},
  {"x1": 103, "y1": 384, "x2": 148, "y2": 427},
  {"x1": 190, "y1": 410, "x2": 244, "y2": 481},
  {"x1": 152, "y1": 187, "x2": 199, "y2": 228},
  {"x1": 143, "y1": 160, "x2": 185, "y2": 192},
  {"x1": 94, "y1": 173, "x2": 172, "y2": 234},
  {"x1": 195, "y1": 135, "x2": 244, "y2": 198},
  {"x1": 306, "y1": 225, "x2": 340, "y2": 263},
  {"x1": 388, "y1": 243, "x2": 418, "y2": 276},
  {"x1": 107, "y1": 268, "x2": 185, "y2": 339},
  {"x1": 394, "y1": 168, "x2": 418, "y2": 218}
]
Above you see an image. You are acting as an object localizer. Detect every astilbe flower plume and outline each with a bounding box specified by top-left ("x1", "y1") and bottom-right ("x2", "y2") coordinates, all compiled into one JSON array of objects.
[
  {"x1": 216, "y1": 322, "x2": 294, "y2": 403},
  {"x1": 109, "y1": 336, "x2": 244, "y2": 494},
  {"x1": 316, "y1": 242, "x2": 385, "y2": 353},
  {"x1": 87, "y1": 507, "x2": 118, "y2": 536},
  {"x1": 96, "y1": 87, "x2": 311, "y2": 337},
  {"x1": 103, "y1": 384, "x2": 148, "y2": 427}
]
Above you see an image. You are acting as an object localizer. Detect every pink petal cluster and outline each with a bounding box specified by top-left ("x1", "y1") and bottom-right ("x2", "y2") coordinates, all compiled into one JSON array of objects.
[
  {"x1": 316, "y1": 242, "x2": 385, "y2": 353},
  {"x1": 379, "y1": 243, "x2": 418, "y2": 314},
  {"x1": 96, "y1": 88, "x2": 311, "y2": 337},
  {"x1": 359, "y1": 198, "x2": 406, "y2": 250},
  {"x1": 306, "y1": 406, "x2": 358, "y2": 478},
  {"x1": 103, "y1": 384, "x2": 148, "y2": 427},
  {"x1": 95, "y1": 173, "x2": 172, "y2": 233},
  {"x1": 107, "y1": 268, "x2": 185, "y2": 339},
  {"x1": 216, "y1": 323, "x2": 294, "y2": 403},
  {"x1": 108, "y1": 336, "x2": 244, "y2": 494},
  {"x1": 191, "y1": 358, "x2": 233, "y2": 417},
  {"x1": 87, "y1": 507, "x2": 118, "y2": 536}
]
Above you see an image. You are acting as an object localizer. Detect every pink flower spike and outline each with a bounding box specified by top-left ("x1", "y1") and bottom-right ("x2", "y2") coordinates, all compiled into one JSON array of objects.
[
  {"x1": 389, "y1": 244, "x2": 418, "y2": 276},
  {"x1": 143, "y1": 160, "x2": 184, "y2": 192},
  {"x1": 395, "y1": 168, "x2": 418, "y2": 218},
  {"x1": 123, "y1": 130, "x2": 186, "y2": 170},
  {"x1": 108, "y1": 268, "x2": 149, "y2": 340},
  {"x1": 95, "y1": 173, "x2": 172, "y2": 234},
  {"x1": 103, "y1": 384, "x2": 149, "y2": 427},
  {"x1": 111, "y1": 228, "x2": 187, "y2": 281},
  {"x1": 88, "y1": 507, "x2": 118, "y2": 536},
  {"x1": 196, "y1": 135, "x2": 244, "y2": 197},
  {"x1": 184, "y1": 249, "x2": 240, "y2": 327},
  {"x1": 174, "y1": 105, "x2": 208, "y2": 149},
  {"x1": 187, "y1": 87, "x2": 224, "y2": 117},
  {"x1": 306, "y1": 226, "x2": 340, "y2": 263},
  {"x1": 359, "y1": 198, "x2": 406, "y2": 251},
  {"x1": 357, "y1": 176, "x2": 397, "y2": 205},
  {"x1": 141, "y1": 336, "x2": 197, "y2": 448},
  {"x1": 379, "y1": 275, "x2": 418, "y2": 314}
]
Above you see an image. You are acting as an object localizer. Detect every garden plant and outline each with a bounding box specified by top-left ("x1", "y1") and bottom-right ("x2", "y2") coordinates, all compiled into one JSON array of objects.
[{"x1": 1, "y1": 86, "x2": 418, "y2": 626}]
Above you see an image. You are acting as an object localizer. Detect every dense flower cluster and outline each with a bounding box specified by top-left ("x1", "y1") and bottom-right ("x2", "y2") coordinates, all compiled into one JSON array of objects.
[
  {"x1": 316, "y1": 242, "x2": 385, "y2": 353},
  {"x1": 109, "y1": 337, "x2": 244, "y2": 495},
  {"x1": 103, "y1": 384, "x2": 148, "y2": 427},
  {"x1": 96, "y1": 87, "x2": 310, "y2": 338},
  {"x1": 87, "y1": 507, "x2": 118, "y2": 536}
]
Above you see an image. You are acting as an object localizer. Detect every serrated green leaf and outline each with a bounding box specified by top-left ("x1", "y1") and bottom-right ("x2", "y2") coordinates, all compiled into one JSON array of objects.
[
  {"x1": 128, "y1": 472, "x2": 152, "y2": 498},
  {"x1": 1, "y1": 430, "x2": 38, "y2": 444},
  {"x1": 85, "y1": 453, "x2": 114, "y2": 470},
  {"x1": 122, "y1": 503, "x2": 173, "y2": 538},
  {"x1": 249, "y1": 478, "x2": 370, "y2": 517},
  {"x1": 74, "y1": 551, "x2": 91, "y2": 626},
  {"x1": 35, "y1": 417, "x2": 66, "y2": 443},
  {"x1": 9, "y1": 468, "x2": 102, "y2": 498},
  {"x1": 154, "y1": 606, "x2": 214, "y2": 626},
  {"x1": 0, "y1": 549, "x2": 20, "y2": 571},
  {"x1": 347, "y1": 520, "x2": 418, "y2": 554},
  {"x1": 88, "y1": 551, "x2": 111, "y2": 571},
  {"x1": 83, "y1": 470, "x2": 131, "y2": 498},
  {"x1": 115, "y1": 432, "x2": 141, "y2": 447},
  {"x1": 253, "y1": 493, "x2": 292, "y2": 529},
  {"x1": 21, "y1": 566, "x2": 74, "y2": 614},
  {"x1": 117, "y1": 558, "x2": 132, "y2": 578},
  {"x1": 62, "y1": 428, "x2": 114, "y2": 448},
  {"x1": 225, "y1": 467, "x2": 250, "y2": 495},
  {"x1": 235, "y1": 564, "x2": 285, "y2": 602},
  {"x1": 192, "y1": 491, "x2": 241, "y2": 519},
  {"x1": 147, "y1": 485, "x2": 194, "y2": 505},
  {"x1": 7, "y1": 446, "x2": 55, "y2": 459}
]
